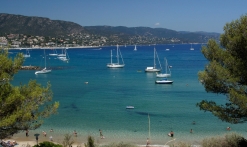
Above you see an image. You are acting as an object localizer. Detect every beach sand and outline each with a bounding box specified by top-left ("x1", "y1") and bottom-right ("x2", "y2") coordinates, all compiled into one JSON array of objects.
[{"x1": 3, "y1": 133, "x2": 180, "y2": 147}]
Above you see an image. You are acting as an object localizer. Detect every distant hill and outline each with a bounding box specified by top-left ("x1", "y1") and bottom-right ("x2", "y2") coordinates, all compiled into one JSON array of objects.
[
  {"x1": 0, "y1": 13, "x2": 220, "y2": 43},
  {"x1": 0, "y1": 13, "x2": 85, "y2": 36}
]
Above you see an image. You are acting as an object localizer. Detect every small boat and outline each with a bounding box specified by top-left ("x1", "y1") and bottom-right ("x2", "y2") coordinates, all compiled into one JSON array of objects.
[
  {"x1": 155, "y1": 78, "x2": 173, "y2": 84},
  {"x1": 126, "y1": 106, "x2": 134, "y2": 109}
]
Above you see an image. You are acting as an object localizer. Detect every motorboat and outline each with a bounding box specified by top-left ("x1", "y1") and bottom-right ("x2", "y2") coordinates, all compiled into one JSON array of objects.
[
  {"x1": 155, "y1": 78, "x2": 173, "y2": 84},
  {"x1": 126, "y1": 106, "x2": 134, "y2": 109}
]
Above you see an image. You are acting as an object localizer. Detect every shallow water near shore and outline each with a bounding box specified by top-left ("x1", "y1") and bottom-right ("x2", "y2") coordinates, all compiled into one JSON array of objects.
[{"x1": 10, "y1": 44, "x2": 247, "y2": 145}]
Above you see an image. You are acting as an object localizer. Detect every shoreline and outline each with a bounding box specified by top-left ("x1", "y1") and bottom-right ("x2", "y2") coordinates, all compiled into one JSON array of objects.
[
  {"x1": 7, "y1": 46, "x2": 102, "y2": 50},
  {"x1": 4, "y1": 130, "x2": 203, "y2": 147}
]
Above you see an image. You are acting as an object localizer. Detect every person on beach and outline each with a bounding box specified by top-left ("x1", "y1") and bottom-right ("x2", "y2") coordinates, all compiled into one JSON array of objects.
[
  {"x1": 73, "y1": 130, "x2": 77, "y2": 137},
  {"x1": 99, "y1": 129, "x2": 104, "y2": 139},
  {"x1": 146, "y1": 138, "x2": 150, "y2": 147},
  {"x1": 50, "y1": 136, "x2": 53, "y2": 141},
  {"x1": 43, "y1": 131, "x2": 47, "y2": 137},
  {"x1": 25, "y1": 130, "x2": 29, "y2": 137},
  {"x1": 168, "y1": 131, "x2": 174, "y2": 137}
]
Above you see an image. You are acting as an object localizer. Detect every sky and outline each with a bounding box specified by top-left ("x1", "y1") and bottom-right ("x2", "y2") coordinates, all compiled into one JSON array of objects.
[{"x1": 1, "y1": 0, "x2": 247, "y2": 33}]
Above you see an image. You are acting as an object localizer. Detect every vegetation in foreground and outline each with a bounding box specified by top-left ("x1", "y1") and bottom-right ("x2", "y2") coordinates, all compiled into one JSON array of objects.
[
  {"x1": 198, "y1": 14, "x2": 247, "y2": 124},
  {"x1": 0, "y1": 46, "x2": 59, "y2": 139}
]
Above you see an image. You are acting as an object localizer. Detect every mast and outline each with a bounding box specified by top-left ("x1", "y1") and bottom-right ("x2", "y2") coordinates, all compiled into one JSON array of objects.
[
  {"x1": 44, "y1": 50, "x2": 47, "y2": 68},
  {"x1": 148, "y1": 114, "x2": 150, "y2": 139},
  {"x1": 154, "y1": 47, "x2": 156, "y2": 68},
  {"x1": 165, "y1": 58, "x2": 167, "y2": 74},
  {"x1": 117, "y1": 44, "x2": 119, "y2": 64},
  {"x1": 110, "y1": 50, "x2": 112, "y2": 64}
]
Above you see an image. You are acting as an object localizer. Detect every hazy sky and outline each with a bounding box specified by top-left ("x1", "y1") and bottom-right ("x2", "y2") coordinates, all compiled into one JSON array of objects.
[{"x1": 1, "y1": 0, "x2": 246, "y2": 33}]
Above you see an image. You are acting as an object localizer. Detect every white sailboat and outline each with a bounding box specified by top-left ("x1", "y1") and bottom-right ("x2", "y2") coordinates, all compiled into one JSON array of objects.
[
  {"x1": 190, "y1": 43, "x2": 194, "y2": 50},
  {"x1": 145, "y1": 47, "x2": 161, "y2": 72},
  {"x1": 156, "y1": 58, "x2": 171, "y2": 78},
  {"x1": 134, "y1": 45, "x2": 137, "y2": 51},
  {"x1": 58, "y1": 48, "x2": 67, "y2": 57},
  {"x1": 23, "y1": 49, "x2": 30, "y2": 57},
  {"x1": 49, "y1": 48, "x2": 58, "y2": 56},
  {"x1": 35, "y1": 50, "x2": 51, "y2": 74},
  {"x1": 107, "y1": 44, "x2": 125, "y2": 68},
  {"x1": 58, "y1": 48, "x2": 69, "y2": 62}
]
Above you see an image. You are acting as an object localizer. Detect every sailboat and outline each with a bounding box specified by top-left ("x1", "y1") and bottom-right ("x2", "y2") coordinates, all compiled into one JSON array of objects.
[
  {"x1": 107, "y1": 44, "x2": 125, "y2": 68},
  {"x1": 58, "y1": 48, "x2": 67, "y2": 57},
  {"x1": 156, "y1": 58, "x2": 171, "y2": 78},
  {"x1": 49, "y1": 48, "x2": 58, "y2": 56},
  {"x1": 35, "y1": 50, "x2": 51, "y2": 74},
  {"x1": 134, "y1": 45, "x2": 137, "y2": 51},
  {"x1": 145, "y1": 47, "x2": 161, "y2": 72},
  {"x1": 58, "y1": 48, "x2": 69, "y2": 62},
  {"x1": 23, "y1": 49, "x2": 30, "y2": 57},
  {"x1": 190, "y1": 43, "x2": 194, "y2": 50}
]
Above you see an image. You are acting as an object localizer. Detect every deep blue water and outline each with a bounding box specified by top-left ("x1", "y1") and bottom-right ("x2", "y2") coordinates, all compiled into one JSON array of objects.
[{"x1": 10, "y1": 44, "x2": 247, "y2": 145}]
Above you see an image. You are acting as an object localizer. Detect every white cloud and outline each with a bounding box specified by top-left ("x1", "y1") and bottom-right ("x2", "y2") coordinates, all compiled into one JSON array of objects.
[{"x1": 155, "y1": 23, "x2": 160, "y2": 26}]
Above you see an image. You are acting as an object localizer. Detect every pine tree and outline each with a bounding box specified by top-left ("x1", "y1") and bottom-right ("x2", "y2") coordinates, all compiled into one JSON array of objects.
[
  {"x1": 0, "y1": 47, "x2": 59, "y2": 139},
  {"x1": 197, "y1": 14, "x2": 247, "y2": 123}
]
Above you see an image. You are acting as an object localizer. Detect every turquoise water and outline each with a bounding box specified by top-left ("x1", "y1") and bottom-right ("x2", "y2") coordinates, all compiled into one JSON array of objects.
[{"x1": 10, "y1": 44, "x2": 247, "y2": 145}]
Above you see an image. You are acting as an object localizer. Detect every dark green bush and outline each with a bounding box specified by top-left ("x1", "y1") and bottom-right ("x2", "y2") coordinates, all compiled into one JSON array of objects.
[{"x1": 33, "y1": 141, "x2": 63, "y2": 147}]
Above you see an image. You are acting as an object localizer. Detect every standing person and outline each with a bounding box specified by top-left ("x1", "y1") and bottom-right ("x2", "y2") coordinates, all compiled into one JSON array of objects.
[
  {"x1": 168, "y1": 131, "x2": 174, "y2": 137},
  {"x1": 25, "y1": 130, "x2": 29, "y2": 137},
  {"x1": 42, "y1": 131, "x2": 47, "y2": 137},
  {"x1": 146, "y1": 138, "x2": 150, "y2": 147},
  {"x1": 190, "y1": 129, "x2": 193, "y2": 133},
  {"x1": 99, "y1": 129, "x2": 104, "y2": 139},
  {"x1": 49, "y1": 136, "x2": 53, "y2": 141},
  {"x1": 73, "y1": 130, "x2": 77, "y2": 137}
]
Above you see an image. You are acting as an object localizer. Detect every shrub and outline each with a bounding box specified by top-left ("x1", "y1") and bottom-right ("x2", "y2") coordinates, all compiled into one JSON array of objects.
[
  {"x1": 101, "y1": 142, "x2": 137, "y2": 147},
  {"x1": 202, "y1": 132, "x2": 247, "y2": 147},
  {"x1": 85, "y1": 136, "x2": 96, "y2": 147},
  {"x1": 33, "y1": 141, "x2": 63, "y2": 147},
  {"x1": 62, "y1": 133, "x2": 74, "y2": 147}
]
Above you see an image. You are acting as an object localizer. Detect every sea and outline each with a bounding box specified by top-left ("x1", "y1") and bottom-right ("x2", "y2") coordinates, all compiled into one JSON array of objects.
[{"x1": 9, "y1": 44, "x2": 247, "y2": 145}]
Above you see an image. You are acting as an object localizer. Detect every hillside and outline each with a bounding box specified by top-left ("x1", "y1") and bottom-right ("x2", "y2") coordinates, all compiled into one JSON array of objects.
[
  {"x1": 0, "y1": 13, "x2": 85, "y2": 36},
  {"x1": 0, "y1": 13, "x2": 220, "y2": 44}
]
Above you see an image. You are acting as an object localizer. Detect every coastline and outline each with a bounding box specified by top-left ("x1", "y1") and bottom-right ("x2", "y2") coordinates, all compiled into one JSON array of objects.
[
  {"x1": 4, "y1": 130, "x2": 203, "y2": 147},
  {"x1": 7, "y1": 46, "x2": 102, "y2": 50}
]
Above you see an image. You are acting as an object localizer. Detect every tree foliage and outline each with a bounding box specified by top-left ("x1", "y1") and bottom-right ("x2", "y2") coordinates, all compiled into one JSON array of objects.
[
  {"x1": 0, "y1": 47, "x2": 59, "y2": 139},
  {"x1": 197, "y1": 14, "x2": 247, "y2": 123}
]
